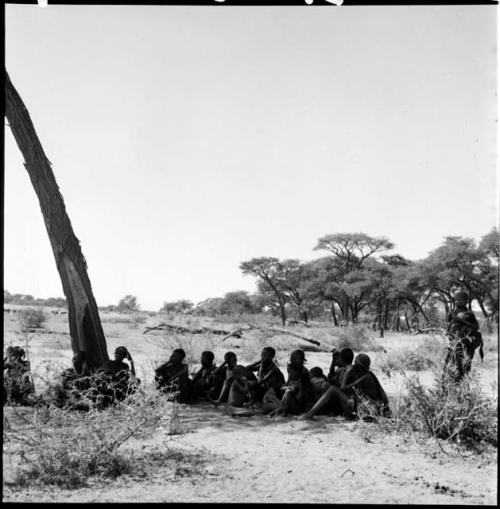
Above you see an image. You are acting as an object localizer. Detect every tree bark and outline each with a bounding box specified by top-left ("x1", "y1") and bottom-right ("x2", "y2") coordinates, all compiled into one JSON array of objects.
[
  {"x1": 5, "y1": 70, "x2": 109, "y2": 370},
  {"x1": 330, "y1": 303, "x2": 338, "y2": 326}
]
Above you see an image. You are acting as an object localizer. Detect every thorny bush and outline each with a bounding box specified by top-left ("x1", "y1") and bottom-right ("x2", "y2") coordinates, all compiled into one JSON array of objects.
[{"x1": 4, "y1": 387, "x2": 182, "y2": 488}]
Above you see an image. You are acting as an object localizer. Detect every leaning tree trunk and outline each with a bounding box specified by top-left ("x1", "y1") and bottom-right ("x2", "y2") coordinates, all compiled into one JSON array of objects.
[{"x1": 5, "y1": 70, "x2": 109, "y2": 370}]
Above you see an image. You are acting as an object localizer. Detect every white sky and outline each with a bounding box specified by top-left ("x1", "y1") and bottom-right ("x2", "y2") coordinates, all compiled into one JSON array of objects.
[{"x1": 4, "y1": 5, "x2": 498, "y2": 311}]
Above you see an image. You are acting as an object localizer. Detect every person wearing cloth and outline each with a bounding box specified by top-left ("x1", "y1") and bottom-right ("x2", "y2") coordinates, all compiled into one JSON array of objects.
[{"x1": 155, "y1": 348, "x2": 191, "y2": 403}]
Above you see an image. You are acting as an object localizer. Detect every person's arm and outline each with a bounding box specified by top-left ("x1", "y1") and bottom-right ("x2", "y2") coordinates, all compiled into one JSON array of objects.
[
  {"x1": 192, "y1": 367, "x2": 203, "y2": 383},
  {"x1": 126, "y1": 353, "x2": 136, "y2": 377},
  {"x1": 456, "y1": 311, "x2": 480, "y2": 331},
  {"x1": 245, "y1": 360, "x2": 261, "y2": 372},
  {"x1": 213, "y1": 362, "x2": 227, "y2": 376},
  {"x1": 168, "y1": 363, "x2": 189, "y2": 382}
]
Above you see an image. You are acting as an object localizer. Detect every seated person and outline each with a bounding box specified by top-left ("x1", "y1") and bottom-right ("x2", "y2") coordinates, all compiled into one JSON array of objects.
[
  {"x1": 327, "y1": 348, "x2": 354, "y2": 387},
  {"x1": 155, "y1": 348, "x2": 190, "y2": 403},
  {"x1": 3, "y1": 346, "x2": 35, "y2": 406},
  {"x1": 96, "y1": 346, "x2": 138, "y2": 405},
  {"x1": 210, "y1": 351, "x2": 238, "y2": 405},
  {"x1": 310, "y1": 367, "x2": 330, "y2": 399},
  {"x1": 341, "y1": 353, "x2": 391, "y2": 417},
  {"x1": 191, "y1": 350, "x2": 217, "y2": 400},
  {"x1": 246, "y1": 347, "x2": 285, "y2": 403},
  {"x1": 269, "y1": 349, "x2": 315, "y2": 417},
  {"x1": 54, "y1": 351, "x2": 94, "y2": 409},
  {"x1": 226, "y1": 365, "x2": 253, "y2": 408},
  {"x1": 301, "y1": 353, "x2": 390, "y2": 420}
]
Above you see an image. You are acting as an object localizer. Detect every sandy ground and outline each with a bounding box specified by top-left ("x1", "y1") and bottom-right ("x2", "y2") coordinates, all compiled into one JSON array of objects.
[{"x1": 2, "y1": 309, "x2": 498, "y2": 504}]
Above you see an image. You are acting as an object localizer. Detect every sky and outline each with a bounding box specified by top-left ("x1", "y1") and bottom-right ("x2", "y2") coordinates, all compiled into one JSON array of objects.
[{"x1": 4, "y1": 4, "x2": 497, "y2": 311}]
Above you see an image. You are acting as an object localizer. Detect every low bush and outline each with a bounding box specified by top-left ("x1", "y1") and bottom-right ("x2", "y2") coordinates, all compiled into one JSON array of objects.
[
  {"x1": 395, "y1": 367, "x2": 498, "y2": 452},
  {"x1": 5, "y1": 387, "x2": 179, "y2": 488},
  {"x1": 334, "y1": 325, "x2": 384, "y2": 353},
  {"x1": 18, "y1": 308, "x2": 46, "y2": 330}
]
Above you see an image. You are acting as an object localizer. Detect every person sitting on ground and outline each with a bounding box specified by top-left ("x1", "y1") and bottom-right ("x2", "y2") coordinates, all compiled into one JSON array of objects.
[
  {"x1": 246, "y1": 347, "x2": 285, "y2": 404},
  {"x1": 310, "y1": 367, "x2": 331, "y2": 399},
  {"x1": 225, "y1": 365, "x2": 253, "y2": 409},
  {"x1": 210, "y1": 351, "x2": 238, "y2": 405},
  {"x1": 444, "y1": 290, "x2": 483, "y2": 381},
  {"x1": 3, "y1": 346, "x2": 35, "y2": 406},
  {"x1": 302, "y1": 353, "x2": 390, "y2": 421},
  {"x1": 155, "y1": 348, "x2": 191, "y2": 403},
  {"x1": 191, "y1": 350, "x2": 217, "y2": 401},
  {"x1": 96, "y1": 346, "x2": 138, "y2": 405},
  {"x1": 269, "y1": 349, "x2": 315, "y2": 417},
  {"x1": 327, "y1": 348, "x2": 354, "y2": 387},
  {"x1": 53, "y1": 351, "x2": 94, "y2": 409},
  {"x1": 342, "y1": 353, "x2": 391, "y2": 418}
]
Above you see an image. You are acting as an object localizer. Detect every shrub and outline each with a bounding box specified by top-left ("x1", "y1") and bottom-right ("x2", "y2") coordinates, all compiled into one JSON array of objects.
[
  {"x1": 334, "y1": 325, "x2": 384, "y2": 353},
  {"x1": 396, "y1": 367, "x2": 498, "y2": 452},
  {"x1": 5, "y1": 387, "x2": 179, "y2": 488},
  {"x1": 18, "y1": 307, "x2": 46, "y2": 330}
]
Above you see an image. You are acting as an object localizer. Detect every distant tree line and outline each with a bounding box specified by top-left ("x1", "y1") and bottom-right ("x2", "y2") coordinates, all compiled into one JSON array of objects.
[
  {"x1": 4, "y1": 290, "x2": 67, "y2": 308},
  {"x1": 156, "y1": 229, "x2": 498, "y2": 334},
  {"x1": 237, "y1": 230, "x2": 499, "y2": 332}
]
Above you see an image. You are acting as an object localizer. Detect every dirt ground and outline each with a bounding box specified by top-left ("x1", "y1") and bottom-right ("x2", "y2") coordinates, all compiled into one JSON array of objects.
[{"x1": 2, "y1": 309, "x2": 498, "y2": 504}]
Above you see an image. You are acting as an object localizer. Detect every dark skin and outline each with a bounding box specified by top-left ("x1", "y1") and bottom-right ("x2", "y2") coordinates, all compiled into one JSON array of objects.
[
  {"x1": 155, "y1": 351, "x2": 189, "y2": 386},
  {"x1": 210, "y1": 354, "x2": 238, "y2": 405}
]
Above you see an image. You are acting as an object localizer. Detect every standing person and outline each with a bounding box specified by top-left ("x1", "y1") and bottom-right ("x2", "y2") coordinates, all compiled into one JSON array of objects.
[
  {"x1": 155, "y1": 348, "x2": 191, "y2": 403},
  {"x1": 444, "y1": 291, "x2": 483, "y2": 381},
  {"x1": 191, "y1": 351, "x2": 217, "y2": 401},
  {"x1": 246, "y1": 347, "x2": 285, "y2": 404}
]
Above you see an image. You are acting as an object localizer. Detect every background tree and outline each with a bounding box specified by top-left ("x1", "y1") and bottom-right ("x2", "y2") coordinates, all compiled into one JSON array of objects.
[
  {"x1": 159, "y1": 300, "x2": 194, "y2": 314},
  {"x1": 5, "y1": 70, "x2": 108, "y2": 369},
  {"x1": 240, "y1": 257, "x2": 289, "y2": 325},
  {"x1": 117, "y1": 295, "x2": 140, "y2": 313}
]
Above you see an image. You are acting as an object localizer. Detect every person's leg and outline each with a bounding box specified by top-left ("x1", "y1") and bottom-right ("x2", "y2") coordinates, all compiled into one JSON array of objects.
[
  {"x1": 301, "y1": 386, "x2": 354, "y2": 420},
  {"x1": 210, "y1": 378, "x2": 233, "y2": 405},
  {"x1": 262, "y1": 388, "x2": 281, "y2": 414},
  {"x1": 228, "y1": 380, "x2": 249, "y2": 407}
]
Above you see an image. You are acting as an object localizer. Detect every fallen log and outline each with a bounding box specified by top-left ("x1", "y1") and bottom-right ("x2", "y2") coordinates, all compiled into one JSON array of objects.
[
  {"x1": 143, "y1": 322, "x2": 242, "y2": 338},
  {"x1": 245, "y1": 323, "x2": 321, "y2": 347}
]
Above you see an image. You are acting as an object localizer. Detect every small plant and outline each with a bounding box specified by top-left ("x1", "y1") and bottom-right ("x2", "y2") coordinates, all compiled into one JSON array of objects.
[{"x1": 18, "y1": 307, "x2": 46, "y2": 331}]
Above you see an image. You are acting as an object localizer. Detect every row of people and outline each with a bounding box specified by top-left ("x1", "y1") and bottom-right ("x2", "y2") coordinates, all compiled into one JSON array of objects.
[
  {"x1": 154, "y1": 346, "x2": 391, "y2": 420},
  {"x1": 4, "y1": 342, "x2": 390, "y2": 421}
]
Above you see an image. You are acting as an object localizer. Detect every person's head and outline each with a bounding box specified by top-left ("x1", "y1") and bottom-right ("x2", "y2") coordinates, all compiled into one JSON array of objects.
[
  {"x1": 114, "y1": 346, "x2": 129, "y2": 362},
  {"x1": 339, "y1": 348, "x2": 354, "y2": 366},
  {"x1": 310, "y1": 366, "x2": 325, "y2": 379},
  {"x1": 169, "y1": 348, "x2": 186, "y2": 365},
  {"x1": 354, "y1": 353, "x2": 371, "y2": 371},
  {"x1": 6, "y1": 346, "x2": 14, "y2": 359},
  {"x1": 290, "y1": 349, "x2": 306, "y2": 367},
  {"x1": 200, "y1": 350, "x2": 215, "y2": 368},
  {"x1": 224, "y1": 351, "x2": 237, "y2": 369},
  {"x1": 453, "y1": 291, "x2": 469, "y2": 309},
  {"x1": 331, "y1": 348, "x2": 341, "y2": 365},
  {"x1": 261, "y1": 346, "x2": 276, "y2": 366},
  {"x1": 72, "y1": 351, "x2": 87, "y2": 373}
]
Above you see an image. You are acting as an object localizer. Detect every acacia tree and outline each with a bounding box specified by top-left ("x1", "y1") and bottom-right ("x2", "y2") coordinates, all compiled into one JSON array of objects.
[
  {"x1": 313, "y1": 233, "x2": 394, "y2": 324},
  {"x1": 5, "y1": 70, "x2": 108, "y2": 369},
  {"x1": 240, "y1": 257, "x2": 289, "y2": 325}
]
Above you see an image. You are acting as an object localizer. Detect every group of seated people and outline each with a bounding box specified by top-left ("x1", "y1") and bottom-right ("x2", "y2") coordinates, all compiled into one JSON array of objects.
[
  {"x1": 154, "y1": 346, "x2": 391, "y2": 420},
  {"x1": 4, "y1": 342, "x2": 391, "y2": 421}
]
